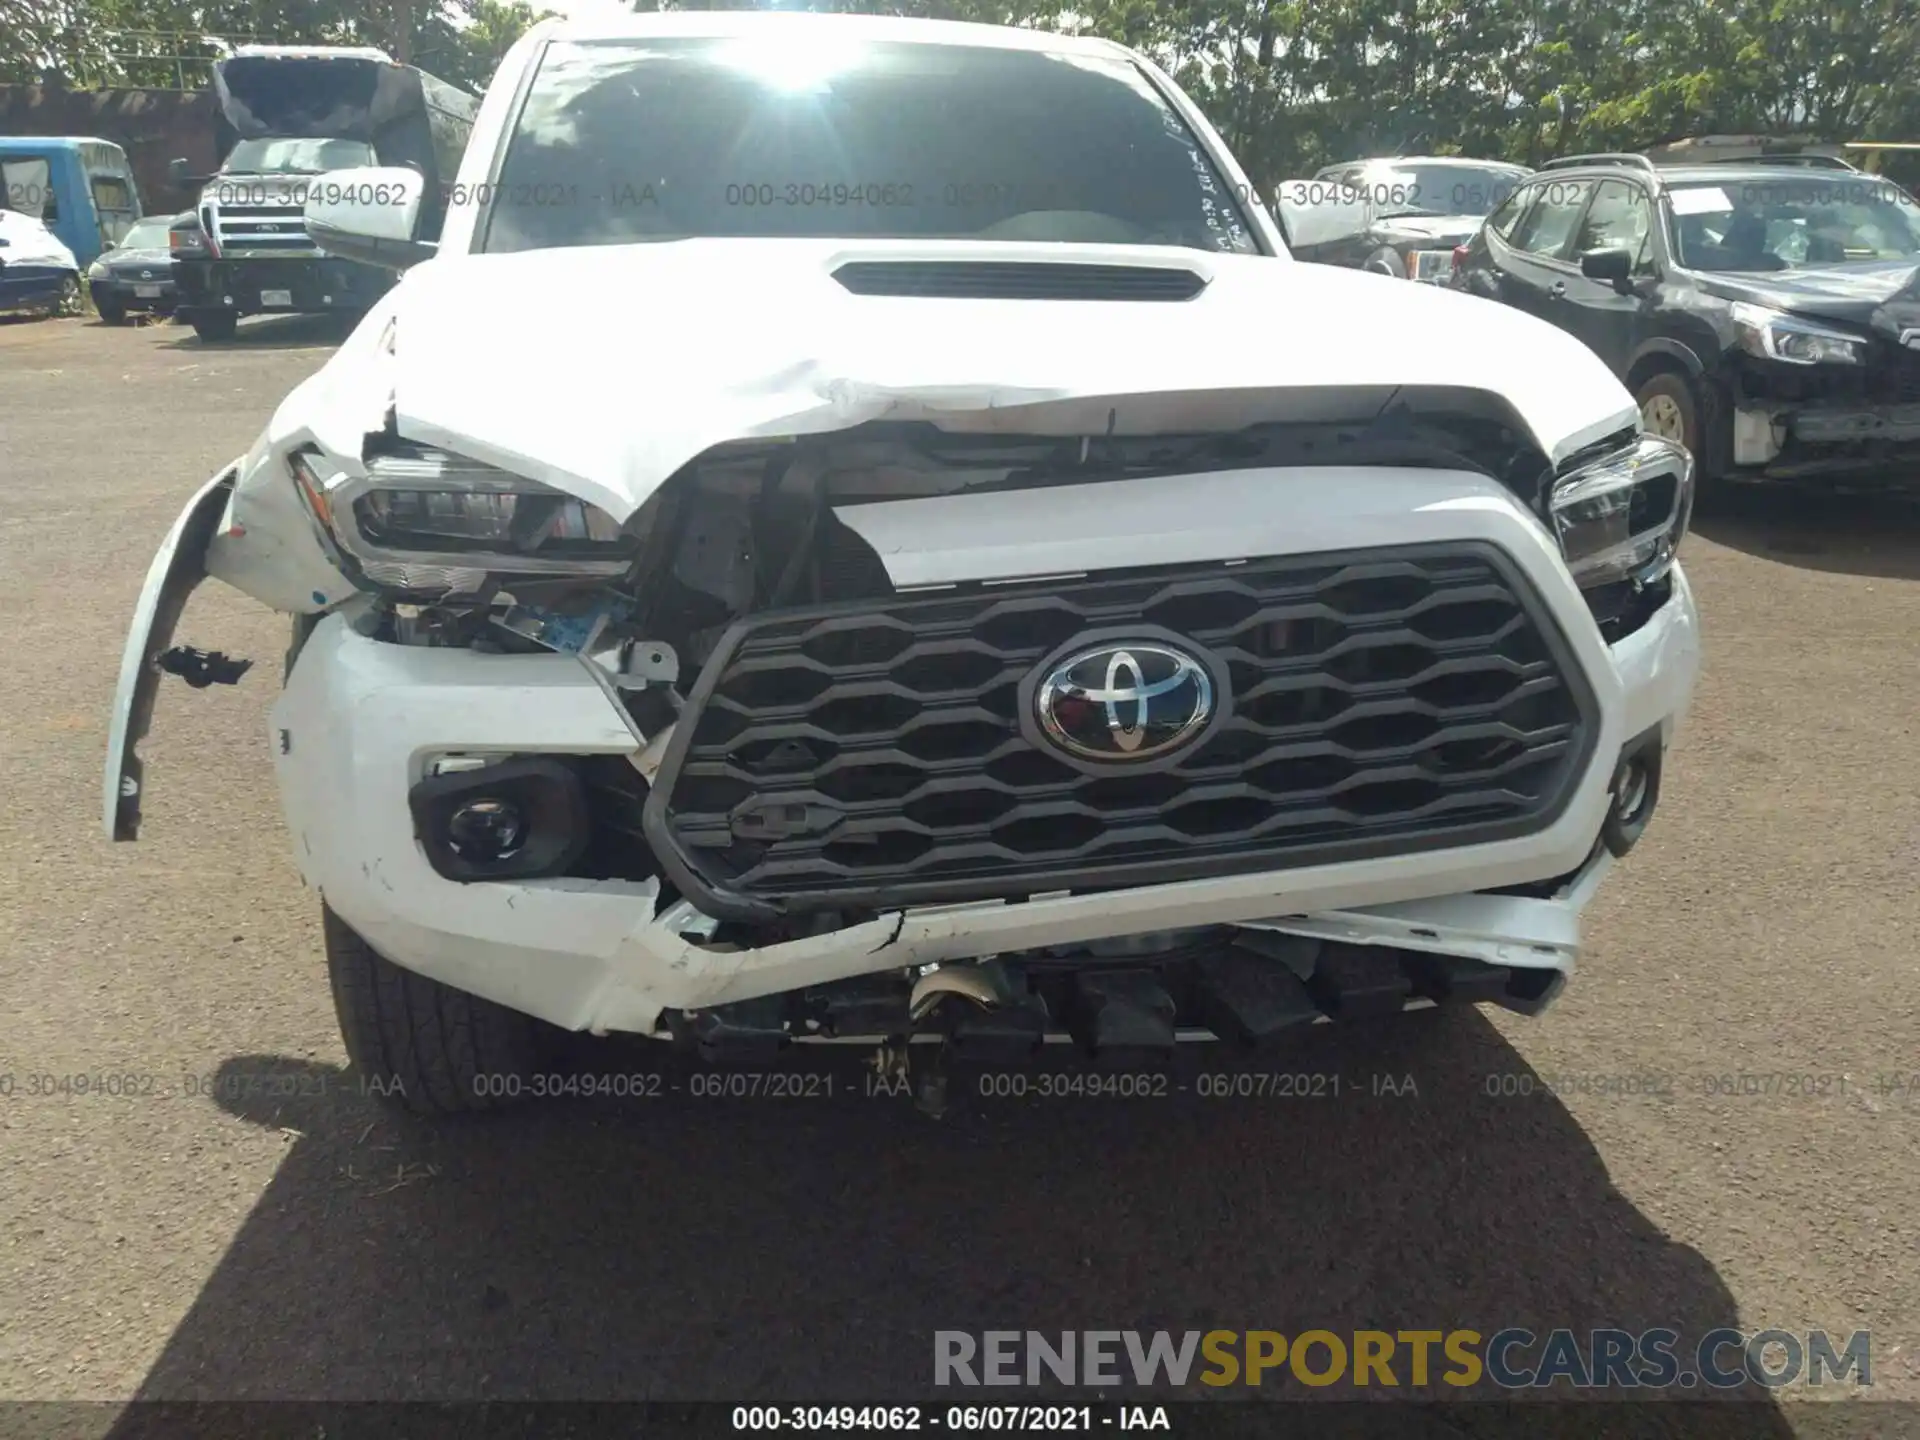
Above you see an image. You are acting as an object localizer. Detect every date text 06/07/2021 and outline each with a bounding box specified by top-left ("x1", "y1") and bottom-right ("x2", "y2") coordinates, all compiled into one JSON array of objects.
[{"x1": 731, "y1": 1406, "x2": 1171, "y2": 1433}]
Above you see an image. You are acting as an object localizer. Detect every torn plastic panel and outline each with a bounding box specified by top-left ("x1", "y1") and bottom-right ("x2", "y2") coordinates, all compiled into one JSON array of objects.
[{"x1": 104, "y1": 469, "x2": 237, "y2": 841}]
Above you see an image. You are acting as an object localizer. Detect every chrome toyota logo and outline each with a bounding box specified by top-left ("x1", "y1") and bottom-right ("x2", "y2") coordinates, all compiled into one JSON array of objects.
[{"x1": 1034, "y1": 641, "x2": 1215, "y2": 763}]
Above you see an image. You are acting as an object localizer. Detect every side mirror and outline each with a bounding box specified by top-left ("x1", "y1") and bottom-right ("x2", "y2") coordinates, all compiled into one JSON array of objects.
[
  {"x1": 303, "y1": 166, "x2": 436, "y2": 272},
  {"x1": 168, "y1": 158, "x2": 193, "y2": 185},
  {"x1": 1579, "y1": 246, "x2": 1634, "y2": 291}
]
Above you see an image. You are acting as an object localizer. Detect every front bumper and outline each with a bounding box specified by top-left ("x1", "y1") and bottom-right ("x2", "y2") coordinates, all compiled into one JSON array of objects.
[
  {"x1": 171, "y1": 255, "x2": 393, "y2": 316},
  {"x1": 1726, "y1": 347, "x2": 1920, "y2": 483},
  {"x1": 274, "y1": 583, "x2": 1690, "y2": 1036},
  {"x1": 257, "y1": 472, "x2": 1698, "y2": 1038},
  {"x1": 1730, "y1": 401, "x2": 1920, "y2": 481},
  {"x1": 109, "y1": 461, "x2": 1700, "y2": 1041},
  {"x1": 91, "y1": 275, "x2": 179, "y2": 312}
]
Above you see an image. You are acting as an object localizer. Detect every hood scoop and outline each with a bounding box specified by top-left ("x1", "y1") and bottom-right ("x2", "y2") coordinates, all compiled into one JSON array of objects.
[{"x1": 831, "y1": 260, "x2": 1208, "y2": 302}]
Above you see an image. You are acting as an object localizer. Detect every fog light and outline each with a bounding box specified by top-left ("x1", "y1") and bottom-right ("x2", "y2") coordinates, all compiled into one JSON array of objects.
[
  {"x1": 409, "y1": 756, "x2": 591, "y2": 883},
  {"x1": 446, "y1": 799, "x2": 526, "y2": 861},
  {"x1": 1601, "y1": 730, "x2": 1663, "y2": 858},
  {"x1": 1615, "y1": 764, "x2": 1651, "y2": 825}
]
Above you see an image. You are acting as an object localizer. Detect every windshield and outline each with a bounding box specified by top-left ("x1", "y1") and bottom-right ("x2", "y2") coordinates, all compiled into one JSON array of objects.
[
  {"x1": 115, "y1": 218, "x2": 173, "y2": 250},
  {"x1": 1364, "y1": 164, "x2": 1526, "y2": 219},
  {"x1": 1667, "y1": 175, "x2": 1920, "y2": 270},
  {"x1": 480, "y1": 37, "x2": 1259, "y2": 255},
  {"x1": 223, "y1": 137, "x2": 375, "y2": 175}
]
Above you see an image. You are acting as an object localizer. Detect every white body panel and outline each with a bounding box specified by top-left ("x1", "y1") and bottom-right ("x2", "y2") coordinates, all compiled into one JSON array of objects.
[
  {"x1": 0, "y1": 207, "x2": 79, "y2": 271},
  {"x1": 265, "y1": 469, "x2": 1699, "y2": 1036}
]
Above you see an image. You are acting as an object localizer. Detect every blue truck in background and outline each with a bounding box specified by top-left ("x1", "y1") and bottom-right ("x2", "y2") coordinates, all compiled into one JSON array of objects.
[{"x1": 1, "y1": 136, "x2": 144, "y2": 267}]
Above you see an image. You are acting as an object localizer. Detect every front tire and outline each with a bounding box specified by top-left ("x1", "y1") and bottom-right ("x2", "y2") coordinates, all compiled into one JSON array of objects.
[
  {"x1": 323, "y1": 905, "x2": 541, "y2": 1115},
  {"x1": 96, "y1": 294, "x2": 129, "y2": 325},
  {"x1": 1634, "y1": 371, "x2": 1700, "y2": 462},
  {"x1": 186, "y1": 309, "x2": 238, "y2": 342}
]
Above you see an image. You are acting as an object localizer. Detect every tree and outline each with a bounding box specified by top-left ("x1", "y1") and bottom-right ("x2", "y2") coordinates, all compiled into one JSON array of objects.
[
  {"x1": 7, "y1": 0, "x2": 1915, "y2": 186},
  {"x1": 0, "y1": 0, "x2": 552, "y2": 91}
]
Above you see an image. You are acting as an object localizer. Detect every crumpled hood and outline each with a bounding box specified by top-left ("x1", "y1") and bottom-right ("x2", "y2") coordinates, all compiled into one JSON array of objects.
[
  {"x1": 326, "y1": 239, "x2": 1635, "y2": 522},
  {"x1": 1694, "y1": 261, "x2": 1920, "y2": 329}
]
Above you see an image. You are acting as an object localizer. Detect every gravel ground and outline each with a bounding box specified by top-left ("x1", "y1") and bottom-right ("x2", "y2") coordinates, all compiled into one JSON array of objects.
[{"x1": 1, "y1": 313, "x2": 1917, "y2": 1429}]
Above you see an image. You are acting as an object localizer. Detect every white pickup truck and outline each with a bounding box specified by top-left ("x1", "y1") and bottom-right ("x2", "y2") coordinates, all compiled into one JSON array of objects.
[{"x1": 107, "y1": 11, "x2": 1700, "y2": 1116}]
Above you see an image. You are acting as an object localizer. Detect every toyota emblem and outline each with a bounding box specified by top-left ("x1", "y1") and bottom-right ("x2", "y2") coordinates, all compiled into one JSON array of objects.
[{"x1": 1032, "y1": 640, "x2": 1218, "y2": 764}]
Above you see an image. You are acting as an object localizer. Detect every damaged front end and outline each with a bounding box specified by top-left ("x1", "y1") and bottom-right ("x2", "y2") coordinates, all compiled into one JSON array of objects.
[{"x1": 108, "y1": 371, "x2": 1695, "y2": 1065}]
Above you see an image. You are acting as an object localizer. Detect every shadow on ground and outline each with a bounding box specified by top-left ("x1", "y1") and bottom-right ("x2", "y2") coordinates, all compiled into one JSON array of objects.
[
  {"x1": 1691, "y1": 483, "x2": 1920, "y2": 580},
  {"x1": 100, "y1": 1010, "x2": 1793, "y2": 1430}
]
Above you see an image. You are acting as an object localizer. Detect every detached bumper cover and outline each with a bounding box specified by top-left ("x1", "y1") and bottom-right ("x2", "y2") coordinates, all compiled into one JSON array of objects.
[{"x1": 103, "y1": 470, "x2": 236, "y2": 842}]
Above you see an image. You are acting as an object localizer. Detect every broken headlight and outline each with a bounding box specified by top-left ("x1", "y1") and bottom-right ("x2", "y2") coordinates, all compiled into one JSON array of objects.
[
  {"x1": 1548, "y1": 432, "x2": 1693, "y2": 592},
  {"x1": 291, "y1": 444, "x2": 638, "y2": 583}
]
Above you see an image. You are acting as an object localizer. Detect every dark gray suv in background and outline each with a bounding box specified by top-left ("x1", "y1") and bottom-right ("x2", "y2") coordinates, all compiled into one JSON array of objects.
[{"x1": 1453, "y1": 153, "x2": 1920, "y2": 489}]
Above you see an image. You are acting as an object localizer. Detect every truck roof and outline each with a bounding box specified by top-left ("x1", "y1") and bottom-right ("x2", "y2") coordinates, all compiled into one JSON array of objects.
[
  {"x1": 229, "y1": 44, "x2": 394, "y2": 62},
  {"x1": 1335, "y1": 156, "x2": 1530, "y2": 169},
  {"x1": 537, "y1": 11, "x2": 1135, "y2": 59},
  {"x1": 0, "y1": 136, "x2": 129, "y2": 155}
]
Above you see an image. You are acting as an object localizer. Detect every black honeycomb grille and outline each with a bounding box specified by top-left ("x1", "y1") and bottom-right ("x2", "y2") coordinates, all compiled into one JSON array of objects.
[
  {"x1": 640, "y1": 543, "x2": 1598, "y2": 918},
  {"x1": 1872, "y1": 344, "x2": 1920, "y2": 405}
]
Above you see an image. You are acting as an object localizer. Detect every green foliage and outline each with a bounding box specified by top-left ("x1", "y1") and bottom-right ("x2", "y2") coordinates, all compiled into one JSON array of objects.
[
  {"x1": 5, "y1": 0, "x2": 1916, "y2": 186},
  {"x1": 0, "y1": 0, "x2": 554, "y2": 93}
]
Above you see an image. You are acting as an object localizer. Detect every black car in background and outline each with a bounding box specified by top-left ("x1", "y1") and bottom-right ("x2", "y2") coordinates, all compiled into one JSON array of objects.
[
  {"x1": 1454, "y1": 153, "x2": 1920, "y2": 487},
  {"x1": 84, "y1": 214, "x2": 184, "y2": 324},
  {"x1": 1279, "y1": 156, "x2": 1531, "y2": 283}
]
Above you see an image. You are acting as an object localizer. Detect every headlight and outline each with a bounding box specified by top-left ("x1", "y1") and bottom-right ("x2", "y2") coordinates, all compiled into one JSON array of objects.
[
  {"x1": 1405, "y1": 249, "x2": 1455, "y2": 283},
  {"x1": 1730, "y1": 301, "x2": 1865, "y2": 365},
  {"x1": 1548, "y1": 433, "x2": 1693, "y2": 591},
  {"x1": 87, "y1": 261, "x2": 108, "y2": 280},
  {"x1": 290, "y1": 444, "x2": 637, "y2": 589},
  {"x1": 169, "y1": 224, "x2": 214, "y2": 258}
]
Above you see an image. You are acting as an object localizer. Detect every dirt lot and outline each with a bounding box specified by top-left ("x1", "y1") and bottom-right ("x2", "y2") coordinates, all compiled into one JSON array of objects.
[{"x1": 2, "y1": 312, "x2": 1918, "y2": 1424}]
